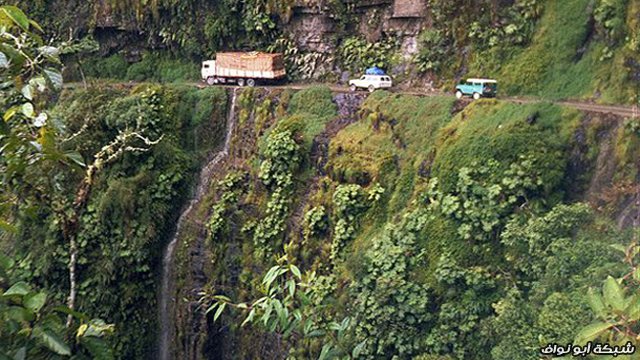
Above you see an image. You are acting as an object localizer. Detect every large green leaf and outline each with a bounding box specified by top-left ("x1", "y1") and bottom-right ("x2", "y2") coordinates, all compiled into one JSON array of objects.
[
  {"x1": 80, "y1": 336, "x2": 114, "y2": 360},
  {"x1": 587, "y1": 287, "x2": 606, "y2": 319},
  {"x1": 0, "y1": 253, "x2": 15, "y2": 270},
  {"x1": 0, "y1": 6, "x2": 29, "y2": 31},
  {"x1": 6, "y1": 306, "x2": 34, "y2": 322},
  {"x1": 20, "y1": 84, "x2": 33, "y2": 101},
  {"x1": 24, "y1": 292, "x2": 46, "y2": 313},
  {"x1": 603, "y1": 276, "x2": 625, "y2": 312},
  {"x1": 35, "y1": 327, "x2": 71, "y2": 356},
  {"x1": 625, "y1": 295, "x2": 640, "y2": 321},
  {"x1": 290, "y1": 264, "x2": 301, "y2": 279},
  {"x1": 213, "y1": 302, "x2": 226, "y2": 322},
  {"x1": 2, "y1": 281, "x2": 30, "y2": 297},
  {"x1": 81, "y1": 320, "x2": 114, "y2": 338},
  {"x1": 64, "y1": 151, "x2": 86, "y2": 167},
  {"x1": 0, "y1": 43, "x2": 25, "y2": 69},
  {"x1": 0, "y1": 52, "x2": 8, "y2": 68},
  {"x1": 575, "y1": 321, "x2": 613, "y2": 344},
  {"x1": 43, "y1": 69, "x2": 63, "y2": 90},
  {"x1": 12, "y1": 347, "x2": 26, "y2": 360}
]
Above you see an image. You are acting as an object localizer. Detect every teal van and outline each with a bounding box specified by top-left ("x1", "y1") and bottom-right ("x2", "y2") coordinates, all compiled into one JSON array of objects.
[{"x1": 455, "y1": 78, "x2": 497, "y2": 99}]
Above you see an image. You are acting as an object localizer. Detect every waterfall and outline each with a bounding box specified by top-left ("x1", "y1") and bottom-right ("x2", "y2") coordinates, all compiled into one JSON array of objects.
[{"x1": 158, "y1": 88, "x2": 239, "y2": 360}]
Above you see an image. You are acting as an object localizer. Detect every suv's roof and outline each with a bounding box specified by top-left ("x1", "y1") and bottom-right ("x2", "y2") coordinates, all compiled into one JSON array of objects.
[{"x1": 466, "y1": 78, "x2": 497, "y2": 83}]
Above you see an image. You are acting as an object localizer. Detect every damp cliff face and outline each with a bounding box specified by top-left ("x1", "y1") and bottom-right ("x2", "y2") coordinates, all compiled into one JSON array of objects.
[
  {"x1": 158, "y1": 89, "x2": 240, "y2": 360},
  {"x1": 165, "y1": 87, "x2": 639, "y2": 359}
]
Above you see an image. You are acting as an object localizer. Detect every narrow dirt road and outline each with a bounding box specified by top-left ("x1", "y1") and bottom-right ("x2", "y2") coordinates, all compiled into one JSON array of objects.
[{"x1": 64, "y1": 81, "x2": 639, "y2": 118}]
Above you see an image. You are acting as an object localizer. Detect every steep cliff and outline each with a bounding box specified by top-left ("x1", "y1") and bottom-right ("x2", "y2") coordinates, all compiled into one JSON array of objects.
[{"x1": 165, "y1": 86, "x2": 639, "y2": 359}]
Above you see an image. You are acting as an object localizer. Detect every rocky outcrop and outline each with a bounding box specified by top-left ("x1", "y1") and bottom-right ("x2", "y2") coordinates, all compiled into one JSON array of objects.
[{"x1": 286, "y1": 0, "x2": 430, "y2": 76}]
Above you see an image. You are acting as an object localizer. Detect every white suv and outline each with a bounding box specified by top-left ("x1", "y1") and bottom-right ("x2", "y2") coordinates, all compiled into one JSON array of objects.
[{"x1": 349, "y1": 75, "x2": 393, "y2": 92}]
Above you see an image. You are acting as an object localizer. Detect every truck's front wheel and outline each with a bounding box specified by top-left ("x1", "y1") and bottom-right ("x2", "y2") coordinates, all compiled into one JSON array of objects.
[
  {"x1": 368, "y1": 85, "x2": 375, "y2": 93},
  {"x1": 350, "y1": 84, "x2": 357, "y2": 92},
  {"x1": 247, "y1": 79, "x2": 255, "y2": 87},
  {"x1": 237, "y1": 78, "x2": 245, "y2": 87},
  {"x1": 455, "y1": 90, "x2": 463, "y2": 99},
  {"x1": 206, "y1": 77, "x2": 216, "y2": 86}
]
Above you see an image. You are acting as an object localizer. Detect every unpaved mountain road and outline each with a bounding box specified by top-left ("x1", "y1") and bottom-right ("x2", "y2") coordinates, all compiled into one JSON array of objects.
[{"x1": 64, "y1": 81, "x2": 639, "y2": 118}]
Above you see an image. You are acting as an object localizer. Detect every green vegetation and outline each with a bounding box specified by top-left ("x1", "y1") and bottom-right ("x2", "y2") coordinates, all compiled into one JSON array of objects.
[
  {"x1": 1, "y1": 15, "x2": 228, "y2": 354},
  {"x1": 0, "y1": 6, "x2": 114, "y2": 358},
  {"x1": 196, "y1": 87, "x2": 637, "y2": 360},
  {"x1": 40, "y1": 85, "x2": 226, "y2": 357},
  {"x1": 2, "y1": 2, "x2": 639, "y2": 360},
  {"x1": 338, "y1": 36, "x2": 401, "y2": 73},
  {"x1": 416, "y1": 0, "x2": 638, "y2": 103},
  {"x1": 10, "y1": 0, "x2": 639, "y2": 103},
  {"x1": 491, "y1": 0, "x2": 636, "y2": 102},
  {"x1": 79, "y1": 52, "x2": 200, "y2": 83}
]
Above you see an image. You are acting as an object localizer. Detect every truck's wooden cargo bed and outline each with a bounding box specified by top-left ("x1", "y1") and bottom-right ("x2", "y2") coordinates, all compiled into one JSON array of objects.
[{"x1": 215, "y1": 52, "x2": 286, "y2": 79}]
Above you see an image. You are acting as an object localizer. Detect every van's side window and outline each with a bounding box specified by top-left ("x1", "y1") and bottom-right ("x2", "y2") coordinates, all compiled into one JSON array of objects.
[{"x1": 204, "y1": 64, "x2": 210, "y2": 69}]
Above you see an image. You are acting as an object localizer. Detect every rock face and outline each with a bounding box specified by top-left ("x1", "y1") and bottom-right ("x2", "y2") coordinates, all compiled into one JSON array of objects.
[
  {"x1": 284, "y1": 0, "x2": 430, "y2": 74},
  {"x1": 92, "y1": 0, "x2": 139, "y2": 31},
  {"x1": 59, "y1": 0, "x2": 432, "y2": 78},
  {"x1": 392, "y1": 0, "x2": 426, "y2": 18},
  {"x1": 288, "y1": 12, "x2": 337, "y2": 53}
]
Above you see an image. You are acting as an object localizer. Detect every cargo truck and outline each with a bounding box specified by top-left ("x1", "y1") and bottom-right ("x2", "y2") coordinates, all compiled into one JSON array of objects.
[{"x1": 201, "y1": 52, "x2": 286, "y2": 87}]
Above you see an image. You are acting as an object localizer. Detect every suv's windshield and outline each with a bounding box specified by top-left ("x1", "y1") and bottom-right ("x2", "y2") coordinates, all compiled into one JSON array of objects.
[{"x1": 483, "y1": 83, "x2": 497, "y2": 91}]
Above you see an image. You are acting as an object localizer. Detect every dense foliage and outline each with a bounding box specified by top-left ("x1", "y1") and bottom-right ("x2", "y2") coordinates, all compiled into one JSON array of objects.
[
  {"x1": 1, "y1": 1, "x2": 639, "y2": 358},
  {"x1": 0, "y1": 6, "x2": 114, "y2": 358},
  {"x1": 1, "y1": 23, "x2": 229, "y2": 353},
  {"x1": 5, "y1": 0, "x2": 638, "y2": 103},
  {"x1": 195, "y1": 88, "x2": 638, "y2": 360}
]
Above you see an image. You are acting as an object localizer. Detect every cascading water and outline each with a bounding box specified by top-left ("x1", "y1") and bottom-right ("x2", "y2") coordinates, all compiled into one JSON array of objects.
[{"x1": 158, "y1": 88, "x2": 238, "y2": 360}]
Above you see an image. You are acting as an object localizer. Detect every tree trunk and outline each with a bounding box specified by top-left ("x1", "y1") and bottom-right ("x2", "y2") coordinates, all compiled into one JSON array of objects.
[
  {"x1": 66, "y1": 233, "x2": 78, "y2": 326},
  {"x1": 64, "y1": 171, "x2": 94, "y2": 326},
  {"x1": 77, "y1": 57, "x2": 88, "y2": 90}
]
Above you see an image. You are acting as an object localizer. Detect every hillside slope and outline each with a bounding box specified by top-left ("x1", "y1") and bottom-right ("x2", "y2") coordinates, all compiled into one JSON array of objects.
[{"x1": 168, "y1": 86, "x2": 639, "y2": 359}]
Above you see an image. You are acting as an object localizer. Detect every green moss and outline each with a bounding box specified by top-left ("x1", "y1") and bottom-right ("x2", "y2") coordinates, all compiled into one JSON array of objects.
[
  {"x1": 259, "y1": 86, "x2": 338, "y2": 156},
  {"x1": 361, "y1": 92, "x2": 455, "y2": 157},
  {"x1": 287, "y1": 86, "x2": 337, "y2": 119},
  {"x1": 329, "y1": 93, "x2": 455, "y2": 185},
  {"x1": 614, "y1": 121, "x2": 640, "y2": 182},
  {"x1": 80, "y1": 52, "x2": 199, "y2": 83},
  {"x1": 492, "y1": 0, "x2": 636, "y2": 103},
  {"x1": 387, "y1": 164, "x2": 417, "y2": 215},
  {"x1": 328, "y1": 118, "x2": 396, "y2": 183},
  {"x1": 83, "y1": 53, "x2": 129, "y2": 79},
  {"x1": 431, "y1": 100, "x2": 577, "y2": 195}
]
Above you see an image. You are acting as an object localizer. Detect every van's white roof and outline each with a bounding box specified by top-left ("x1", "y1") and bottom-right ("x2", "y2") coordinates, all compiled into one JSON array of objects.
[
  {"x1": 202, "y1": 60, "x2": 215, "y2": 64},
  {"x1": 467, "y1": 78, "x2": 497, "y2": 83}
]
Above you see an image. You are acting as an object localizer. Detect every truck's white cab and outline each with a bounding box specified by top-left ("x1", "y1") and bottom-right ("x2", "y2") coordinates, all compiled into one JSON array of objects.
[
  {"x1": 201, "y1": 60, "x2": 217, "y2": 85},
  {"x1": 349, "y1": 74, "x2": 393, "y2": 92}
]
